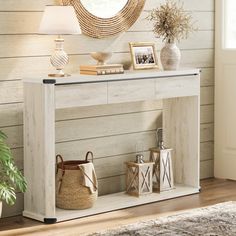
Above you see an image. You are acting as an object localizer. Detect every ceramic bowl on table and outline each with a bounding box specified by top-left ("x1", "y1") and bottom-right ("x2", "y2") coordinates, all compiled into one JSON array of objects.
[{"x1": 90, "y1": 52, "x2": 112, "y2": 65}]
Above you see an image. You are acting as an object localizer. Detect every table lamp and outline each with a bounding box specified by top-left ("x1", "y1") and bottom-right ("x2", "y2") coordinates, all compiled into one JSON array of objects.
[{"x1": 39, "y1": 5, "x2": 81, "y2": 77}]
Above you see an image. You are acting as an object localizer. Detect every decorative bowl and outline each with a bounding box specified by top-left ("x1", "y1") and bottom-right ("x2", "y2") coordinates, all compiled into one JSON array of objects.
[{"x1": 90, "y1": 52, "x2": 112, "y2": 65}]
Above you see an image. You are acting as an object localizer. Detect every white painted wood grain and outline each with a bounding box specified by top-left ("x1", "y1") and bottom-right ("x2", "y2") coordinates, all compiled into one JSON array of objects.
[
  {"x1": 0, "y1": 90, "x2": 213, "y2": 129},
  {"x1": 1, "y1": 121, "x2": 213, "y2": 151},
  {"x1": 200, "y1": 123, "x2": 214, "y2": 142},
  {"x1": 55, "y1": 110, "x2": 162, "y2": 143},
  {"x1": 200, "y1": 142, "x2": 214, "y2": 161},
  {"x1": 55, "y1": 185, "x2": 199, "y2": 222},
  {"x1": 0, "y1": 50, "x2": 214, "y2": 82},
  {"x1": 0, "y1": 0, "x2": 214, "y2": 12},
  {"x1": 200, "y1": 160, "x2": 214, "y2": 179},
  {"x1": 0, "y1": 11, "x2": 214, "y2": 34},
  {"x1": 201, "y1": 86, "x2": 214, "y2": 105},
  {"x1": 163, "y1": 96, "x2": 200, "y2": 188},
  {"x1": 108, "y1": 79, "x2": 156, "y2": 104},
  {"x1": 1, "y1": 0, "x2": 215, "y2": 217},
  {"x1": 0, "y1": 31, "x2": 213, "y2": 58},
  {"x1": 0, "y1": 0, "x2": 57, "y2": 11},
  {"x1": 0, "y1": 82, "x2": 214, "y2": 106},
  {"x1": 0, "y1": 101, "x2": 162, "y2": 127},
  {"x1": 0, "y1": 126, "x2": 23, "y2": 148},
  {"x1": 181, "y1": 49, "x2": 214, "y2": 68},
  {"x1": 55, "y1": 83, "x2": 108, "y2": 109},
  {"x1": 5, "y1": 128, "x2": 214, "y2": 174},
  {"x1": 24, "y1": 83, "x2": 56, "y2": 218},
  {"x1": 94, "y1": 152, "x2": 150, "y2": 180},
  {"x1": 56, "y1": 100, "x2": 163, "y2": 121},
  {"x1": 56, "y1": 131, "x2": 157, "y2": 162},
  {"x1": 201, "y1": 68, "x2": 214, "y2": 86},
  {"x1": 1, "y1": 193, "x2": 23, "y2": 218},
  {"x1": 145, "y1": 0, "x2": 214, "y2": 11},
  {"x1": 0, "y1": 103, "x2": 23, "y2": 127},
  {"x1": 200, "y1": 105, "x2": 214, "y2": 123},
  {"x1": 131, "y1": 11, "x2": 214, "y2": 32},
  {"x1": 156, "y1": 75, "x2": 199, "y2": 99},
  {"x1": 0, "y1": 81, "x2": 23, "y2": 104}
]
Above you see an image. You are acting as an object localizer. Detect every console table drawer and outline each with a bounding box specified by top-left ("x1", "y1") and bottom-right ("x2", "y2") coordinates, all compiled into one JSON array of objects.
[
  {"x1": 55, "y1": 83, "x2": 107, "y2": 109},
  {"x1": 156, "y1": 75, "x2": 199, "y2": 99},
  {"x1": 108, "y1": 79, "x2": 156, "y2": 103}
]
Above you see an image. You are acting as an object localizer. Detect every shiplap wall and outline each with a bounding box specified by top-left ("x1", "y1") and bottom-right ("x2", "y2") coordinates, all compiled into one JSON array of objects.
[{"x1": 0, "y1": 0, "x2": 214, "y2": 217}]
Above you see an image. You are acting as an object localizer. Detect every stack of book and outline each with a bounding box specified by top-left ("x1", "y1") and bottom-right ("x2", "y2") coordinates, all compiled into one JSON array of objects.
[{"x1": 80, "y1": 64, "x2": 124, "y2": 75}]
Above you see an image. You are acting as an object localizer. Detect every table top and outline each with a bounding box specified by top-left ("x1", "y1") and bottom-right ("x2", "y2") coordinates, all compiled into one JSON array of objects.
[{"x1": 23, "y1": 68, "x2": 200, "y2": 85}]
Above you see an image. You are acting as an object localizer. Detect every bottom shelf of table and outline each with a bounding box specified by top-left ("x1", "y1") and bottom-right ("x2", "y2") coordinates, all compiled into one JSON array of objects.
[{"x1": 55, "y1": 184, "x2": 199, "y2": 222}]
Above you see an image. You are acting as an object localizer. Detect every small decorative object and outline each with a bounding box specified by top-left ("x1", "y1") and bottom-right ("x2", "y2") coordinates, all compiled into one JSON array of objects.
[
  {"x1": 135, "y1": 154, "x2": 144, "y2": 164},
  {"x1": 126, "y1": 161, "x2": 154, "y2": 196},
  {"x1": 56, "y1": 151, "x2": 98, "y2": 210},
  {"x1": 80, "y1": 64, "x2": 124, "y2": 75},
  {"x1": 0, "y1": 131, "x2": 27, "y2": 217},
  {"x1": 80, "y1": 51, "x2": 124, "y2": 75},
  {"x1": 90, "y1": 52, "x2": 113, "y2": 65},
  {"x1": 39, "y1": 6, "x2": 81, "y2": 77},
  {"x1": 135, "y1": 141, "x2": 145, "y2": 164},
  {"x1": 149, "y1": 127, "x2": 174, "y2": 192},
  {"x1": 150, "y1": 129, "x2": 174, "y2": 192},
  {"x1": 147, "y1": 0, "x2": 196, "y2": 70},
  {"x1": 129, "y1": 42, "x2": 159, "y2": 70},
  {"x1": 156, "y1": 128, "x2": 163, "y2": 148}
]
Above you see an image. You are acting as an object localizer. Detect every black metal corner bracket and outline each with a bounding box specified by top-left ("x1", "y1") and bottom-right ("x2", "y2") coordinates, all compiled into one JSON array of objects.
[
  {"x1": 44, "y1": 218, "x2": 57, "y2": 224},
  {"x1": 43, "y1": 79, "x2": 56, "y2": 84}
]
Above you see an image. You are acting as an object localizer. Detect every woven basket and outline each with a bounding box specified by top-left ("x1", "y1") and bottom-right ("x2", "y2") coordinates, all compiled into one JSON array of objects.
[{"x1": 56, "y1": 152, "x2": 98, "y2": 210}]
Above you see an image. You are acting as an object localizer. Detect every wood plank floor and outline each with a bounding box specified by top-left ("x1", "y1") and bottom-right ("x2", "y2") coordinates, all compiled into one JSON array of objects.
[{"x1": 0, "y1": 178, "x2": 236, "y2": 236}]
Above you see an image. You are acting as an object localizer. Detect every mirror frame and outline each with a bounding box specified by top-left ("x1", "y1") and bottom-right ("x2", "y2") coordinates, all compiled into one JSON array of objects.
[{"x1": 62, "y1": 0, "x2": 146, "y2": 38}]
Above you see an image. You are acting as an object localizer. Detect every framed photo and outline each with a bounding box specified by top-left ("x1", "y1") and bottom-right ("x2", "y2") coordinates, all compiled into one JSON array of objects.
[{"x1": 129, "y1": 42, "x2": 158, "y2": 70}]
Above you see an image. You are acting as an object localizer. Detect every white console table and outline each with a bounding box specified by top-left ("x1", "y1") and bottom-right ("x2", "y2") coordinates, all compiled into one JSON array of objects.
[{"x1": 23, "y1": 69, "x2": 200, "y2": 223}]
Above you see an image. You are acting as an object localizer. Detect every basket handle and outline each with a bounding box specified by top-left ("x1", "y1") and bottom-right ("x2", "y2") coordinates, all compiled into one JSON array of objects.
[
  {"x1": 56, "y1": 154, "x2": 65, "y2": 176},
  {"x1": 85, "y1": 151, "x2": 94, "y2": 163}
]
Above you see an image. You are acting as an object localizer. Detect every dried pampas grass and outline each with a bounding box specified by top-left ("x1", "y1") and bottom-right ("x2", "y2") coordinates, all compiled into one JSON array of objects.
[{"x1": 147, "y1": 0, "x2": 197, "y2": 43}]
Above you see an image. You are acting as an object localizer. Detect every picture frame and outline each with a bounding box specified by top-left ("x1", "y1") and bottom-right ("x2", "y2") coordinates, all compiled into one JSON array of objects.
[{"x1": 129, "y1": 42, "x2": 159, "y2": 70}]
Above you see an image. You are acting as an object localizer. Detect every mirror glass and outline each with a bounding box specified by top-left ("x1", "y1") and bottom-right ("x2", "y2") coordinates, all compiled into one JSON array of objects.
[{"x1": 80, "y1": 0, "x2": 129, "y2": 18}]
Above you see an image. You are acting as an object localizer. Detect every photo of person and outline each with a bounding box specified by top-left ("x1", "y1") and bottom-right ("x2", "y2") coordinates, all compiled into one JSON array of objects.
[
  {"x1": 133, "y1": 46, "x2": 155, "y2": 65},
  {"x1": 129, "y1": 42, "x2": 158, "y2": 70}
]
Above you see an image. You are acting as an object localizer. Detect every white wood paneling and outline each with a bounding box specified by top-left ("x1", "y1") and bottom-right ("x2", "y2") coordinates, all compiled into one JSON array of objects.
[
  {"x1": 0, "y1": 50, "x2": 214, "y2": 82},
  {"x1": 201, "y1": 68, "x2": 214, "y2": 86},
  {"x1": 0, "y1": 0, "x2": 57, "y2": 11},
  {"x1": 2, "y1": 193, "x2": 24, "y2": 218},
  {"x1": 145, "y1": 0, "x2": 214, "y2": 11},
  {"x1": 131, "y1": 11, "x2": 214, "y2": 32},
  {"x1": 200, "y1": 160, "x2": 214, "y2": 179},
  {"x1": 55, "y1": 110, "x2": 162, "y2": 142},
  {"x1": 0, "y1": 11, "x2": 214, "y2": 34},
  {"x1": 200, "y1": 142, "x2": 214, "y2": 161},
  {"x1": 0, "y1": 31, "x2": 213, "y2": 58},
  {"x1": 0, "y1": 0, "x2": 215, "y2": 217}
]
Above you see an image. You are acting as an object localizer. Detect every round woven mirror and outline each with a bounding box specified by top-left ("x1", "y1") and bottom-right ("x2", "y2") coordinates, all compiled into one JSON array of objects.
[{"x1": 62, "y1": 0, "x2": 146, "y2": 38}]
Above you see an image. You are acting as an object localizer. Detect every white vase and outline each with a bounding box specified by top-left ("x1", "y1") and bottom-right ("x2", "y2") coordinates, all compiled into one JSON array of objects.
[
  {"x1": 160, "y1": 42, "x2": 181, "y2": 70},
  {"x1": 0, "y1": 201, "x2": 2, "y2": 217}
]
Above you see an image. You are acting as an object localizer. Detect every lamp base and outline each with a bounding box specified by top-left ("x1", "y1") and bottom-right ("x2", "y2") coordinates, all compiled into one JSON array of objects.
[
  {"x1": 48, "y1": 68, "x2": 70, "y2": 77},
  {"x1": 48, "y1": 73, "x2": 71, "y2": 77},
  {"x1": 49, "y1": 36, "x2": 70, "y2": 78}
]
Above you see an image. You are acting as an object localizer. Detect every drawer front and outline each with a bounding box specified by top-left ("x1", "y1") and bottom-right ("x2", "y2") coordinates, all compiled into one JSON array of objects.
[
  {"x1": 156, "y1": 75, "x2": 200, "y2": 99},
  {"x1": 108, "y1": 79, "x2": 156, "y2": 104},
  {"x1": 55, "y1": 83, "x2": 107, "y2": 109}
]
